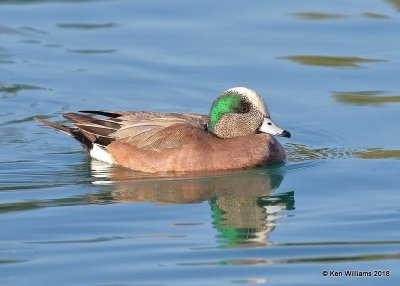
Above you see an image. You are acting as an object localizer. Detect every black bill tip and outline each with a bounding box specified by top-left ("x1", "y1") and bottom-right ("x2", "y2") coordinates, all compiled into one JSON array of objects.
[{"x1": 281, "y1": 130, "x2": 291, "y2": 138}]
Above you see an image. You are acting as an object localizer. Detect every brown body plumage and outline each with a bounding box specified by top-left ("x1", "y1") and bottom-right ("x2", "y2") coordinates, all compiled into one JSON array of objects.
[{"x1": 34, "y1": 87, "x2": 289, "y2": 173}]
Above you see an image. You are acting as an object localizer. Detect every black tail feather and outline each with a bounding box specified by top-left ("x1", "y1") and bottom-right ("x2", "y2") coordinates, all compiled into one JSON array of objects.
[
  {"x1": 34, "y1": 111, "x2": 119, "y2": 153},
  {"x1": 34, "y1": 117, "x2": 93, "y2": 153},
  {"x1": 79, "y1": 110, "x2": 122, "y2": 118},
  {"x1": 33, "y1": 117, "x2": 72, "y2": 135}
]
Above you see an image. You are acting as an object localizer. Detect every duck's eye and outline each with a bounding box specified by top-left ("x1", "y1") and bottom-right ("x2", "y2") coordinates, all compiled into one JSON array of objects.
[
  {"x1": 237, "y1": 101, "x2": 251, "y2": 113},
  {"x1": 267, "y1": 122, "x2": 272, "y2": 126}
]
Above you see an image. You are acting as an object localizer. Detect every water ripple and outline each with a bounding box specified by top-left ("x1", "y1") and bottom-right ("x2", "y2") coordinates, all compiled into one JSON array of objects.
[
  {"x1": 285, "y1": 143, "x2": 353, "y2": 162},
  {"x1": 57, "y1": 22, "x2": 118, "y2": 30},
  {"x1": 67, "y1": 48, "x2": 116, "y2": 54},
  {"x1": 0, "y1": 83, "x2": 48, "y2": 95},
  {"x1": 279, "y1": 55, "x2": 386, "y2": 68},
  {"x1": 291, "y1": 12, "x2": 348, "y2": 20},
  {"x1": 333, "y1": 90, "x2": 400, "y2": 106}
]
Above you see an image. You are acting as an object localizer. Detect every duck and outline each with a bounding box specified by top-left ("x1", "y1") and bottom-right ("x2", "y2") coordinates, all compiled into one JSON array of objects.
[{"x1": 34, "y1": 87, "x2": 291, "y2": 173}]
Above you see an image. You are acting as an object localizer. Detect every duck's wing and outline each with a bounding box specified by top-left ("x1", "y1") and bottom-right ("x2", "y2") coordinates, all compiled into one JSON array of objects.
[{"x1": 55, "y1": 111, "x2": 210, "y2": 151}]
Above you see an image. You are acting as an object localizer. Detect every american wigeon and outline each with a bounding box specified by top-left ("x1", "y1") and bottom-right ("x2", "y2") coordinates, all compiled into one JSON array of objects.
[{"x1": 34, "y1": 87, "x2": 290, "y2": 173}]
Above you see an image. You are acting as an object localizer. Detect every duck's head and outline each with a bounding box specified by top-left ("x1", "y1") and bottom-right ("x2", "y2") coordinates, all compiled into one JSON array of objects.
[{"x1": 208, "y1": 87, "x2": 291, "y2": 139}]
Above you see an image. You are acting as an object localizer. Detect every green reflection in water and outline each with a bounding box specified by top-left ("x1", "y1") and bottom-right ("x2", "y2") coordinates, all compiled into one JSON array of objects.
[
  {"x1": 211, "y1": 190, "x2": 294, "y2": 247},
  {"x1": 286, "y1": 143, "x2": 352, "y2": 162},
  {"x1": 88, "y1": 164, "x2": 293, "y2": 248},
  {"x1": 354, "y1": 148, "x2": 400, "y2": 160},
  {"x1": 361, "y1": 12, "x2": 390, "y2": 19},
  {"x1": 333, "y1": 91, "x2": 400, "y2": 105},
  {"x1": 0, "y1": 83, "x2": 47, "y2": 94},
  {"x1": 291, "y1": 12, "x2": 389, "y2": 20},
  {"x1": 286, "y1": 143, "x2": 400, "y2": 161},
  {"x1": 387, "y1": 0, "x2": 400, "y2": 11},
  {"x1": 279, "y1": 55, "x2": 385, "y2": 68},
  {"x1": 57, "y1": 22, "x2": 117, "y2": 29},
  {"x1": 291, "y1": 12, "x2": 348, "y2": 20},
  {"x1": 0, "y1": 159, "x2": 294, "y2": 248}
]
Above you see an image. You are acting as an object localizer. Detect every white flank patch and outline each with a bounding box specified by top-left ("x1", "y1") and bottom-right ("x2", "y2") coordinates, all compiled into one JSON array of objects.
[
  {"x1": 226, "y1": 87, "x2": 269, "y2": 116},
  {"x1": 90, "y1": 144, "x2": 113, "y2": 164}
]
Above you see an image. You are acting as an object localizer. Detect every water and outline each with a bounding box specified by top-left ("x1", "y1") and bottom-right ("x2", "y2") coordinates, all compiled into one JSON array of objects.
[{"x1": 1, "y1": 0, "x2": 399, "y2": 285}]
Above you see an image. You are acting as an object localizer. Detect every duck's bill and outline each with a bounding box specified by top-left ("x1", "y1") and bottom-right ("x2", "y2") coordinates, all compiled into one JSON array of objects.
[{"x1": 259, "y1": 118, "x2": 291, "y2": 138}]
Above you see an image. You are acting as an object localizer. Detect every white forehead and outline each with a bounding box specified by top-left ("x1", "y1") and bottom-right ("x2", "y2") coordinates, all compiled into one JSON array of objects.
[{"x1": 226, "y1": 87, "x2": 269, "y2": 116}]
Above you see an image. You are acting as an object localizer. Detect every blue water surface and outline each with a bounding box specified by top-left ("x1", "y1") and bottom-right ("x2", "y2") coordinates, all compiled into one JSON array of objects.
[{"x1": 0, "y1": 0, "x2": 399, "y2": 285}]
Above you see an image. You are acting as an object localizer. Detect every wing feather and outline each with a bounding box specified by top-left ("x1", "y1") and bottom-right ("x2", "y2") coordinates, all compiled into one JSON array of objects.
[{"x1": 61, "y1": 111, "x2": 209, "y2": 150}]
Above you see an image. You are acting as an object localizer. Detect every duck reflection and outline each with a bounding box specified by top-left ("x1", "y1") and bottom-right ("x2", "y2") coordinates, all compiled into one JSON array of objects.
[{"x1": 88, "y1": 160, "x2": 295, "y2": 247}]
